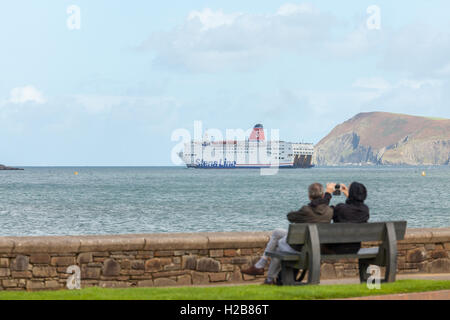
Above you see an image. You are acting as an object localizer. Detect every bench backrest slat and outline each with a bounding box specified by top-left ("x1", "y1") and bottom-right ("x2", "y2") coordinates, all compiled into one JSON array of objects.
[{"x1": 286, "y1": 221, "x2": 407, "y2": 245}]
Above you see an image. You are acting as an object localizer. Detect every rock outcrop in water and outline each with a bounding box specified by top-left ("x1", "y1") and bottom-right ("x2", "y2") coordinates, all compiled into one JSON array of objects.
[
  {"x1": 0, "y1": 164, "x2": 23, "y2": 170},
  {"x1": 314, "y1": 112, "x2": 450, "y2": 166}
]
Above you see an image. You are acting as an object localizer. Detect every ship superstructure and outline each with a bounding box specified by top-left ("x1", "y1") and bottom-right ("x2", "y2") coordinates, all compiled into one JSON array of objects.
[{"x1": 179, "y1": 124, "x2": 314, "y2": 168}]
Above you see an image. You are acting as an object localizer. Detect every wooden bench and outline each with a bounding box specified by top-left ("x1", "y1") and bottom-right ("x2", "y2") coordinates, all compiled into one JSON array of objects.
[{"x1": 266, "y1": 221, "x2": 407, "y2": 285}]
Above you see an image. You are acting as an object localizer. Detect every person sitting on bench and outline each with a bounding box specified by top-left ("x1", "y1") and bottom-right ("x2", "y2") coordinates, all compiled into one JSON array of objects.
[
  {"x1": 241, "y1": 182, "x2": 334, "y2": 284},
  {"x1": 323, "y1": 181, "x2": 370, "y2": 254}
]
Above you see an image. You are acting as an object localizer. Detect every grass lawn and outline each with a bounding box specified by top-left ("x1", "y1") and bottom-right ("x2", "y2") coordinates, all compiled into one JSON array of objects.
[{"x1": 0, "y1": 279, "x2": 449, "y2": 300}]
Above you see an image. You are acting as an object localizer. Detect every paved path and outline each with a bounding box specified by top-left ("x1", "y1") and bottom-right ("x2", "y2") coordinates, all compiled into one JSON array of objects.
[
  {"x1": 320, "y1": 273, "x2": 450, "y2": 285},
  {"x1": 341, "y1": 289, "x2": 450, "y2": 300}
]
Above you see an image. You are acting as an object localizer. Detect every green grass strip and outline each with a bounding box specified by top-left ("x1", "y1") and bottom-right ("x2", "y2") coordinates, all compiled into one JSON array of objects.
[{"x1": 0, "y1": 279, "x2": 449, "y2": 300}]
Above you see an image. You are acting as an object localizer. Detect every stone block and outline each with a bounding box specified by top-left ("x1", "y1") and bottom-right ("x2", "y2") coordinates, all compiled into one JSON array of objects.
[
  {"x1": 152, "y1": 270, "x2": 187, "y2": 278},
  {"x1": 231, "y1": 257, "x2": 249, "y2": 265},
  {"x1": 196, "y1": 258, "x2": 220, "y2": 272},
  {"x1": 32, "y1": 266, "x2": 57, "y2": 278},
  {"x1": 406, "y1": 248, "x2": 426, "y2": 263},
  {"x1": 121, "y1": 259, "x2": 131, "y2": 269},
  {"x1": 321, "y1": 263, "x2": 337, "y2": 279},
  {"x1": 209, "y1": 250, "x2": 223, "y2": 258},
  {"x1": 217, "y1": 257, "x2": 232, "y2": 264},
  {"x1": 77, "y1": 253, "x2": 93, "y2": 264},
  {"x1": 79, "y1": 236, "x2": 145, "y2": 252},
  {"x1": 91, "y1": 251, "x2": 110, "y2": 257},
  {"x1": 143, "y1": 233, "x2": 208, "y2": 250},
  {"x1": 223, "y1": 249, "x2": 237, "y2": 257},
  {"x1": 45, "y1": 280, "x2": 61, "y2": 289},
  {"x1": 177, "y1": 274, "x2": 192, "y2": 285},
  {"x1": 153, "y1": 278, "x2": 177, "y2": 287},
  {"x1": 102, "y1": 259, "x2": 120, "y2": 277},
  {"x1": 30, "y1": 254, "x2": 51, "y2": 264},
  {"x1": 242, "y1": 274, "x2": 255, "y2": 281},
  {"x1": 26, "y1": 280, "x2": 45, "y2": 291},
  {"x1": 0, "y1": 258, "x2": 9, "y2": 268},
  {"x1": 240, "y1": 249, "x2": 252, "y2": 255},
  {"x1": 13, "y1": 237, "x2": 80, "y2": 254},
  {"x1": 11, "y1": 271, "x2": 32, "y2": 279},
  {"x1": 131, "y1": 260, "x2": 145, "y2": 270},
  {"x1": 343, "y1": 269, "x2": 358, "y2": 277},
  {"x1": 418, "y1": 262, "x2": 430, "y2": 273},
  {"x1": 136, "y1": 251, "x2": 154, "y2": 259},
  {"x1": 99, "y1": 281, "x2": 130, "y2": 288},
  {"x1": 2, "y1": 279, "x2": 18, "y2": 288},
  {"x1": 173, "y1": 257, "x2": 181, "y2": 264},
  {"x1": 11, "y1": 255, "x2": 29, "y2": 271},
  {"x1": 51, "y1": 256, "x2": 76, "y2": 266},
  {"x1": 163, "y1": 264, "x2": 180, "y2": 271},
  {"x1": 205, "y1": 232, "x2": 270, "y2": 249},
  {"x1": 154, "y1": 251, "x2": 173, "y2": 257},
  {"x1": 231, "y1": 269, "x2": 243, "y2": 282},
  {"x1": 398, "y1": 244, "x2": 416, "y2": 251},
  {"x1": 398, "y1": 256, "x2": 406, "y2": 269},
  {"x1": 137, "y1": 280, "x2": 154, "y2": 287},
  {"x1": 0, "y1": 268, "x2": 11, "y2": 277},
  {"x1": 81, "y1": 266, "x2": 101, "y2": 279},
  {"x1": 430, "y1": 258, "x2": 450, "y2": 273},
  {"x1": 130, "y1": 275, "x2": 151, "y2": 280},
  {"x1": 209, "y1": 272, "x2": 228, "y2": 282},
  {"x1": 122, "y1": 270, "x2": 144, "y2": 276},
  {"x1": 431, "y1": 250, "x2": 448, "y2": 259},
  {"x1": 192, "y1": 271, "x2": 209, "y2": 285},
  {"x1": 145, "y1": 258, "x2": 162, "y2": 272},
  {"x1": 221, "y1": 264, "x2": 234, "y2": 272},
  {"x1": 0, "y1": 238, "x2": 15, "y2": 253}
]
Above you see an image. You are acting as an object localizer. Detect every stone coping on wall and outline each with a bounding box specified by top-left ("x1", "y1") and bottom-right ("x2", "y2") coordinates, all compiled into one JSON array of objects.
[{"x1": 0, "y1": 228, "x2": 448, "y2": 253}]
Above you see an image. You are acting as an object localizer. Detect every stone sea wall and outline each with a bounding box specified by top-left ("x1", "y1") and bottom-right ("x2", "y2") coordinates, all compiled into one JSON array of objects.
[{"x1": 0, "y1": 228, "x2": 448, "y2": 291}]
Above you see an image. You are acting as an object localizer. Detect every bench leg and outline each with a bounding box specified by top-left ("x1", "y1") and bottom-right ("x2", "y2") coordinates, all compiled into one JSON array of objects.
[
  {"x1": 383, "y1": 222, "x2": 397, "y2": 283},
  {"x1": 306, "y1": 225, "x2": 320, "y2": 285},
  {"x1": 280, "y1": 264, "x2": 296, "y2": 286},
  {"x1": 358, "y1": 260, "x2": 370, "y2": 283}
]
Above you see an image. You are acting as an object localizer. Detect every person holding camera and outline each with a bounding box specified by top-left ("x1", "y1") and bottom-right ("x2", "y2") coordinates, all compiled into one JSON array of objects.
[{"x1": 324, "y1": 181, "x2": 370, "y2": 254}]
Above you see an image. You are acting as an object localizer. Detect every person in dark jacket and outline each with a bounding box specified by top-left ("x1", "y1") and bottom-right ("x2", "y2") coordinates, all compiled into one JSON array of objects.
[
  {"x1": 241, "y1": 182, "x2": 333, "y2": 284},
  {"x1": 324, "y1": 181, "x2": 370, "y2": 254}
]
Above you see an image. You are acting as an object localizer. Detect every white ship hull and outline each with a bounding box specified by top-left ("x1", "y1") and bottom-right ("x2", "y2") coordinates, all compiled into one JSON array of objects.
[{"x1": 179, "y1": 124, "x2": 314, "y2": 169}]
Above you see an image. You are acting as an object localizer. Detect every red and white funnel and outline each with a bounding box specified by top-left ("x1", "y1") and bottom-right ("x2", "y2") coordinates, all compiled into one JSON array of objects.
[{"x1": 249, "y1": 124, "x2": 265, "y2": 142}]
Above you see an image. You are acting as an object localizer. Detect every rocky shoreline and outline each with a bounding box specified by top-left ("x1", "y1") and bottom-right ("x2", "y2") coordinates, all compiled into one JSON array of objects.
[{"x1": 0, "y1": 164, "x2": 24, "y2": 170}]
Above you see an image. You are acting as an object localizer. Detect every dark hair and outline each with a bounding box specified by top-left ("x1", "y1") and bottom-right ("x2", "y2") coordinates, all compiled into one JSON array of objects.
[
  {"x1": 347, "y1": 182, "x2": 367, "y2": 203},
  {"x1": 308, "y1": 183, "x2": 324, "y2": 200}
]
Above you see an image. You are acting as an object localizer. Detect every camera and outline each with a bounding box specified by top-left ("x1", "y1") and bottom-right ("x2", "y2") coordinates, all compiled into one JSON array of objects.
[{"x1": 333, "y1": 183, "x2": 341, "y2": 196}]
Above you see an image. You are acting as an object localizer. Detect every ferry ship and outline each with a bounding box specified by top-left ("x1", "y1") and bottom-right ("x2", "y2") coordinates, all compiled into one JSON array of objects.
[{"x1": 179, "y1": 124, "x2": 314, "y2": 169}]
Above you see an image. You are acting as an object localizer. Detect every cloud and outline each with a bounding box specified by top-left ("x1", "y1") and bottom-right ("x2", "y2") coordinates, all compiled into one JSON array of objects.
[
  {"x1": 350, "y1": 76, "x2": 449, "y2": 118},
  {"x1": 352, "y1": 77, "x2": 391, "y2": 90},
  {"x1": 141, "y1": 3, "x2": 344, "y2": 72},
  {"x1": 0, "y1": 92, "x2": 182, "y2": 135},
  {"x1": 380, "y1": 23, "x2": 450, "y2": 77},
  {"x1": 9, "y1": 85, "x2": 46, "y2": 104},
  {"x1": 187, "y1": 8, "x2": 241, "y2": 31}
]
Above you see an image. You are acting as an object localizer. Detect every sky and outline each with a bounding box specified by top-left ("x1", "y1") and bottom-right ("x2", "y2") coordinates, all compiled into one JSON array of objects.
[{"x1": 1, "y1": 0, "x2": 450, "y2": 166}]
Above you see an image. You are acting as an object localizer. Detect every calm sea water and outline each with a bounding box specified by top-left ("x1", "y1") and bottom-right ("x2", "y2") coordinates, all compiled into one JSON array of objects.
[{"x1": 0, "y1": 166, "x2": 449, "y2": 236}]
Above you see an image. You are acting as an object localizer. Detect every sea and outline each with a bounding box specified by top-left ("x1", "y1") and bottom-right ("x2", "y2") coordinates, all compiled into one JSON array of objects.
[{"x1": 0, "y1": 166, "x2": 449, "y2": 236}]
